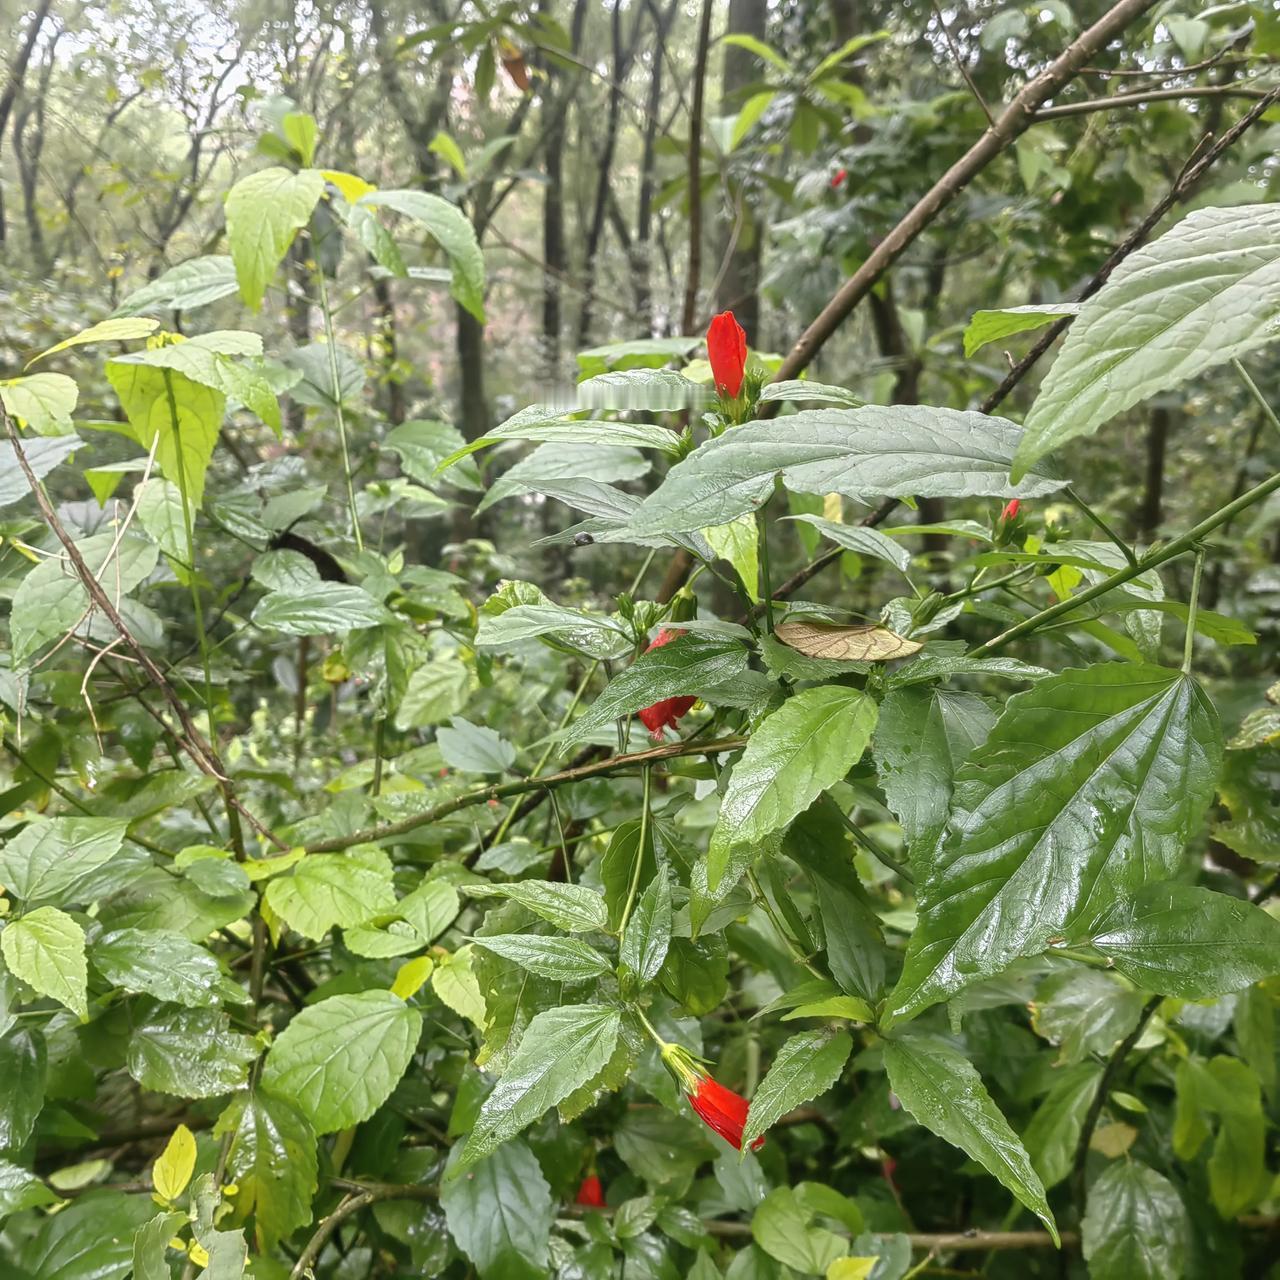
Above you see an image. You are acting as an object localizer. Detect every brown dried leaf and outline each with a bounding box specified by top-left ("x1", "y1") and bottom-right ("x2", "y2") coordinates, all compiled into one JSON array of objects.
[{"x1": 774, "y1": 620, "x2": 922, "y2": 663}]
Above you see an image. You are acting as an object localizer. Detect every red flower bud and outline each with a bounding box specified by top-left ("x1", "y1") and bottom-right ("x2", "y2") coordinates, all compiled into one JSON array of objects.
[
  {"x1": 1000, "y1": 499, "x2": 1021, "y2": 521},
  {"x1": 575, "y1": 1174, "x2": 605, "y2": 1207},
  {"x1": 831, "y1": 168, "x2": 848, "y2": 189},
  {"x1": 687, "y1": 1073, "x2": 765, "y2": 1152},
  {"x1": 637, "y1": 628, "x2": 696, "y2": 737},
  {"x1": 706, "y1": 310, "x2": 748, "y2": 398}
]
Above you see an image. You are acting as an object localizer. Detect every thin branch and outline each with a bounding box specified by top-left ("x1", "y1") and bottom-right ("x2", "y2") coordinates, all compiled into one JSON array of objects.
[
  {"x1": 980, "y1": 84, "x2": 1280, "y2": 414},
  {"x1": 1032, "y1": 82, "x2": 1270, "y2": 120},
  {"x1": 929, "y1": 0, "x2": 995, "y2": 128},
  {"x1": 771, "y1": 0, "x2": 1160, "y2": 387},
  {"x1": 2, "y1": 408, "x2": 285, "y2": 851},
  {"x1": 302, "y1": 736, "x2": 748, "y2": 855}
]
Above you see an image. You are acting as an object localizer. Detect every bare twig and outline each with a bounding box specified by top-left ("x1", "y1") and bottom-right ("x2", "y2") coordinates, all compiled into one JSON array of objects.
[{"x1": 1032, "y1": 82, "x2": 1270, "y2": 120}]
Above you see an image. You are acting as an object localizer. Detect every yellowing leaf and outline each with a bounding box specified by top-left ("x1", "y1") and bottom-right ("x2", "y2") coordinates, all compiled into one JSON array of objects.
[
  {"x1": 828, "y1": 1260, "x2": 878, "y2": 1280},
  {"x1": 27, "y1": 318, "x2": 159, "y2": 368},
  {"x1": 775, "y1": 619, "x2": 922, "y2": 662},
  {"x1": 391, "y1": 954, "x2": 434, "y2": 999},
  {"x1": 321, "y1": 168, "x2": 376, "y2": 203},
  {"x1": 1091, "y1": 1122, "x2": 1138, "y2": 1158},
  {"x1": 153, "y1": 1124, "x2": 197, "y2": 1201}
]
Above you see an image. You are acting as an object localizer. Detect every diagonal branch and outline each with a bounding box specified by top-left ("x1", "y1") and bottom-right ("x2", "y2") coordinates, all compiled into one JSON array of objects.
[
  {"x1": 771, "y1": 0, "x2": 1160, "y2": 387},
  {"x1": 3, "y1": 407, "x2": 285, "y2": 850}
]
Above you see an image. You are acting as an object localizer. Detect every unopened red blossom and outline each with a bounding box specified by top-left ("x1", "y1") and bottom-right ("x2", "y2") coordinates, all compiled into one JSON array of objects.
[
  {"x1": 706, "y1": 310, "x2": 748, "y2": 398},
  {"x1": 1001, "y1": 498, "x2": 1021, "y2": 521},
  {"x1": 831, "y1": 168, "x2": 848, "y2": 189},
  {"x1": 688, "y1": 1074, "x2": 765, "y2": 1152},
  {"x1": 575, "y1": 1174, "x2": 605, "y2": 1207},
  {"x1": 637, "y1": 627, "x2": 696, "y2": 737}
]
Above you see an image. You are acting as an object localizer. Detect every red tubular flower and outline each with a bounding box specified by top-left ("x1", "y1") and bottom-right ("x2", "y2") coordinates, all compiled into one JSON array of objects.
[
  {"x1": 706, "y1": 310, "x2": 748, "y2": 398},
  {"x1": 831, "y1": 168, "x2": 848, "y2": 189},
  {"x1": 575, "y1": 1174, "x2": 605, "y2": 1207},
  {"x1": 688, "y1": 1074, "x2": 765, "y2": 1152},
  {"x1": 636, "y1": 628, "x2": 696, "y2": 737},
  {"x1": 1001, "y1": 498, "x2": 1021, "y2": 521}
]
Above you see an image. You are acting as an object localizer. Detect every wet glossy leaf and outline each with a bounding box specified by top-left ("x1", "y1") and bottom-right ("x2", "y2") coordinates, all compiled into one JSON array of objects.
[
  {"x1": 92, "y1": 929, "x2": 247, "y2": 1008},
  {"x1": 887, "y1": 665, "x2": 1221, "y2": 1025},
  {"x1": 467, "y1": 880, "x2": 607, "y2": 933},
  {"x1": 127, "y1": 1005, "x2": 257, "y2": 1098},
  {"x1": 743, "y1": 1029, "x2": 852, "y2": 1150},
  {"x1": 1082, "y1": 1159, "x2": 1188, "y2": 1280},
  {"x1": 883, "y1": 1033, "x2": 1057, "y2": 1241},
  {"x1": 471, "y1": 934, "x2": 610, "y2": 982},
  {"x1": 2, "y1": 906, "x2": 88, "y2": 1019},
  {"x1": 260, "y1": 990, "x2": 421, "y2": 1133}
]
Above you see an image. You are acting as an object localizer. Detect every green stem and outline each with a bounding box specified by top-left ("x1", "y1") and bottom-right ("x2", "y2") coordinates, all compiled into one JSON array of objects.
[
  {"x1": 617, "y1": 764, "x2": 652, "y2": 937},
  {"x1": 971, "y1": 465, "x2": 1280, "y2": 656},
  {"x1": 757, "y1": 506, "x2": 775, "y2": 632},
  {"x1": 1233, "y1": 358, "x2": 1280, "y2": 440},
  {"x1": 1066, "y1": 485, "x2": 1138, "y2": 567},
  {"x1": 1182, "y1": 547, "x2": 1205, "y2": 676},
  {"x1": 162, "y1": 369, "x2": 215, "y2": 726},
  {"x1": 315, "y1": 270, "x2": 364, "y2": 552},
  {"x1": 746, "y1": 867, "x2": 825, "y2": 980},
  {"x1": 835, "y1": 806, "x2": 915, "y2": 884}
]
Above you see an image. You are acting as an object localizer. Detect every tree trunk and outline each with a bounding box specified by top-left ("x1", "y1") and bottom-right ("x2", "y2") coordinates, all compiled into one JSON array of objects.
[
  {"x1": 0, "y1": 0, "x2": 53, "y2": 250},
  {"x1": 715, "y1": 0, "x2": 767, "y2": 339},
  {"x1": 1138, "y1": 405, "x2": 1170, "y2": 541}
]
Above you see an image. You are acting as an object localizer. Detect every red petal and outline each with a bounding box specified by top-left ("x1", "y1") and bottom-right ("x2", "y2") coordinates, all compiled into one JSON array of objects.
[
  {"x1": 575, "y1": 1174, "x2": 605, "y2": 1206},
  {"x1": 706, "y1": 311, "x2": 747, "y2": 398},
  {"x1": 688, "y1": 1077, "x2": 765, "y2": 1151}
]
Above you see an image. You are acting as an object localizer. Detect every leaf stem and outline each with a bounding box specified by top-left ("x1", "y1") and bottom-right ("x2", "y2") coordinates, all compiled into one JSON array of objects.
[
  {"x1": 1181, "y1": 546, "x2": 1205, "y2": 675},
  {"x1": 971, "y1": 465, "x2": 1280, "y2": 656},
  {"x1": 746, "y1": 866, "x2": 826, "y2": 980},
  {"x1": 1232, "y1": 357, "x2": 1280, "y2": 441},
  {"x1": 834, "y1": 806, "x2": 915, "y2": 885},
  {"x1": 617, "y1": 764, "x2": 652, "y2": 937},
  {"x1": 314, "y1": 269, "x2": 364, "y2": 552},
  {"x1": 757, "y1": 505, "x2": 775, "y2": 632},
  {"x1": 1066, "y1": 485, "x2": 1138, "y2": 568}
]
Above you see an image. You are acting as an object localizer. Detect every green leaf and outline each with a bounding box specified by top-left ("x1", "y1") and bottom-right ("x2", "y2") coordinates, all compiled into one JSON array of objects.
[
  {"x1": 0, "y1": 1158, "x2": 57, "y2": 1220},
  {"x1": 2, "y1": 907, "x2": 88, "y2": 1019},
  {"x1": 456, "y1": 1003, "x2": 621, "y2": 1170},
  {"x1": 215, "y1": 1090, "x2": 318, "y2": 1250},
  {"x1": 474, "y1": 602, "x2": 631, "y2": 659},
  {"x1": 92, "y1": 928, "x2": 248, "y2": 1008},
  {"x1": 886, "y1": 664, "x2": 1221, "y2": 1025},
  {"x1": 127, "y1": 1005, "x2": 257, "y2": 1097},
  {"x1": 396, "y1": 877, "x2": 461, "y2": 944},
  {"x1": 282, "y1": 111, "x2": 318, "y2": 166},
  {"x1": 1013, "y1": 205, "x2": 1280, "y2": 480},
  {"x1": 883, "y1": 1033, "x2": 1057, "y2": 1241},
  {"x1": 10, "y1": 532, "x2": 159, "y2": 667},
  {"x1": 627, "y1": 407, "x2": 1065, "y2": 536},
  {"x1": 620, "y1": 866, "x2": 672, "y2": 985},
  {"x1": 467, "y1": 880, "x2": 607, "y2": 933},
  {"x1": 28, "y1": 318, "x2": 159, "y2": 366},
  {"x1": 708, "y1": 686, "x2": 877, "y2": 890},
  {"x1": 1081, "y1": 1159, "x2": 1189, "y2": 1280},
  {"x1": 0, "y1": 431, "x2": 82, "y2": 509},
  {"x1": 577, "y1": 368, "x2": 706, "y2": 412},
  {"x1": 470, "y1": 934, "x2": 610, "y2": 982},
  {"x1": 0, "y1": 373, "x2": 78, "y2": 434},
  {"x1": 1175, "y1": 1056, "x2": 1268, "y2": 1216},
  {"x1": 439, "y1": 1140, "x2": 553, "y2": 1278},
  {"x1": 1029, "y1": 969, "x2": 1145, "y2": 1066},
  {"x1": 743, "y1": 1029, "x2": 853, "y2": 1150},
  {"x1": 437, "y1": 717, "x2": 517, "y2": 773},
  {"x1": 703, "y1": 514, "x2": 760, "y2": 603},
  {"x1": 105, "y1": 361, "x2": 224, "y2": 513},
  {"x1": 872, "y1": 685, "x2": 993, "y2": 868},
  {"x1": 260, "y1": 990, "x2": 422, "y2": 1133},
  {"x1": 1023, "y1": 1062, "x2": 1102, "y2": 1189},
  {"x1": 1082, "y1": 883, "x2": 1280, "y2": 997},
  {"x1": 785, "y1": 514, "x2": 911, "y2": 574},
  {"x1": 112, "y1": 255, "x2": 240, "y2": 317},
  {"x1": 394, "y1": 658, "x2": 473, "y2": 729},
  {"x1": 731, "y1": 89, "x2": 778, "y2": 149},
  {"x1": 251, "y1": 584, "x2": 391, "y2": 636},
  {"x1": 722, "y1": 32, "x2": 789, "y2": 71},
  {"x1": 432, "y1": 945, "x2": 486, "y2": 1026},
  {"x1": 758, "y1": 379, "x2": 862, "y2": 408},
  {"x1": 0, "y1": 816, "x2": 129, "y2": 906},
  {"x1": 751, "y1": 1186, "x2": 849, "y2": 1274},
  {"x1": 0, "y1": 1028, "x2": 46, "y2": 1151},
  {"x1": 224, "y1": 167, "x2": 326, "y2": 311},
  {"x1": 132, "y1": 1210, "x2": 187, "y2": 1280},
  {"x1": 22, "y1": 1190, "x2": 158, "y2": 1280},
  {"x1": 963, "y1": 304, "x2": 1080, "y2": 358},
  {"x1": 264, "y1": 848, "x2": 397, "y2": 940},
  {"x1": 359, "y1": 189, "x2": 485, "y2": 322}
]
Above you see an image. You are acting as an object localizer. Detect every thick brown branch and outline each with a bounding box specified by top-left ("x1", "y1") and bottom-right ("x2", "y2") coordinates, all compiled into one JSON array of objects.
[{"x1": 772, "y1": 0, "x2": 1159, "y2": 386}]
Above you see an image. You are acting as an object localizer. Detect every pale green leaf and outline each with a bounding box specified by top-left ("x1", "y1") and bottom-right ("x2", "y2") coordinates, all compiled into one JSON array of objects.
[
  {"x1": 2, "y1": 906, "x2": 88, "y2": 1019},
  {"x1": 224, "y1": 167, "x2": 326, "y2": 311}
]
